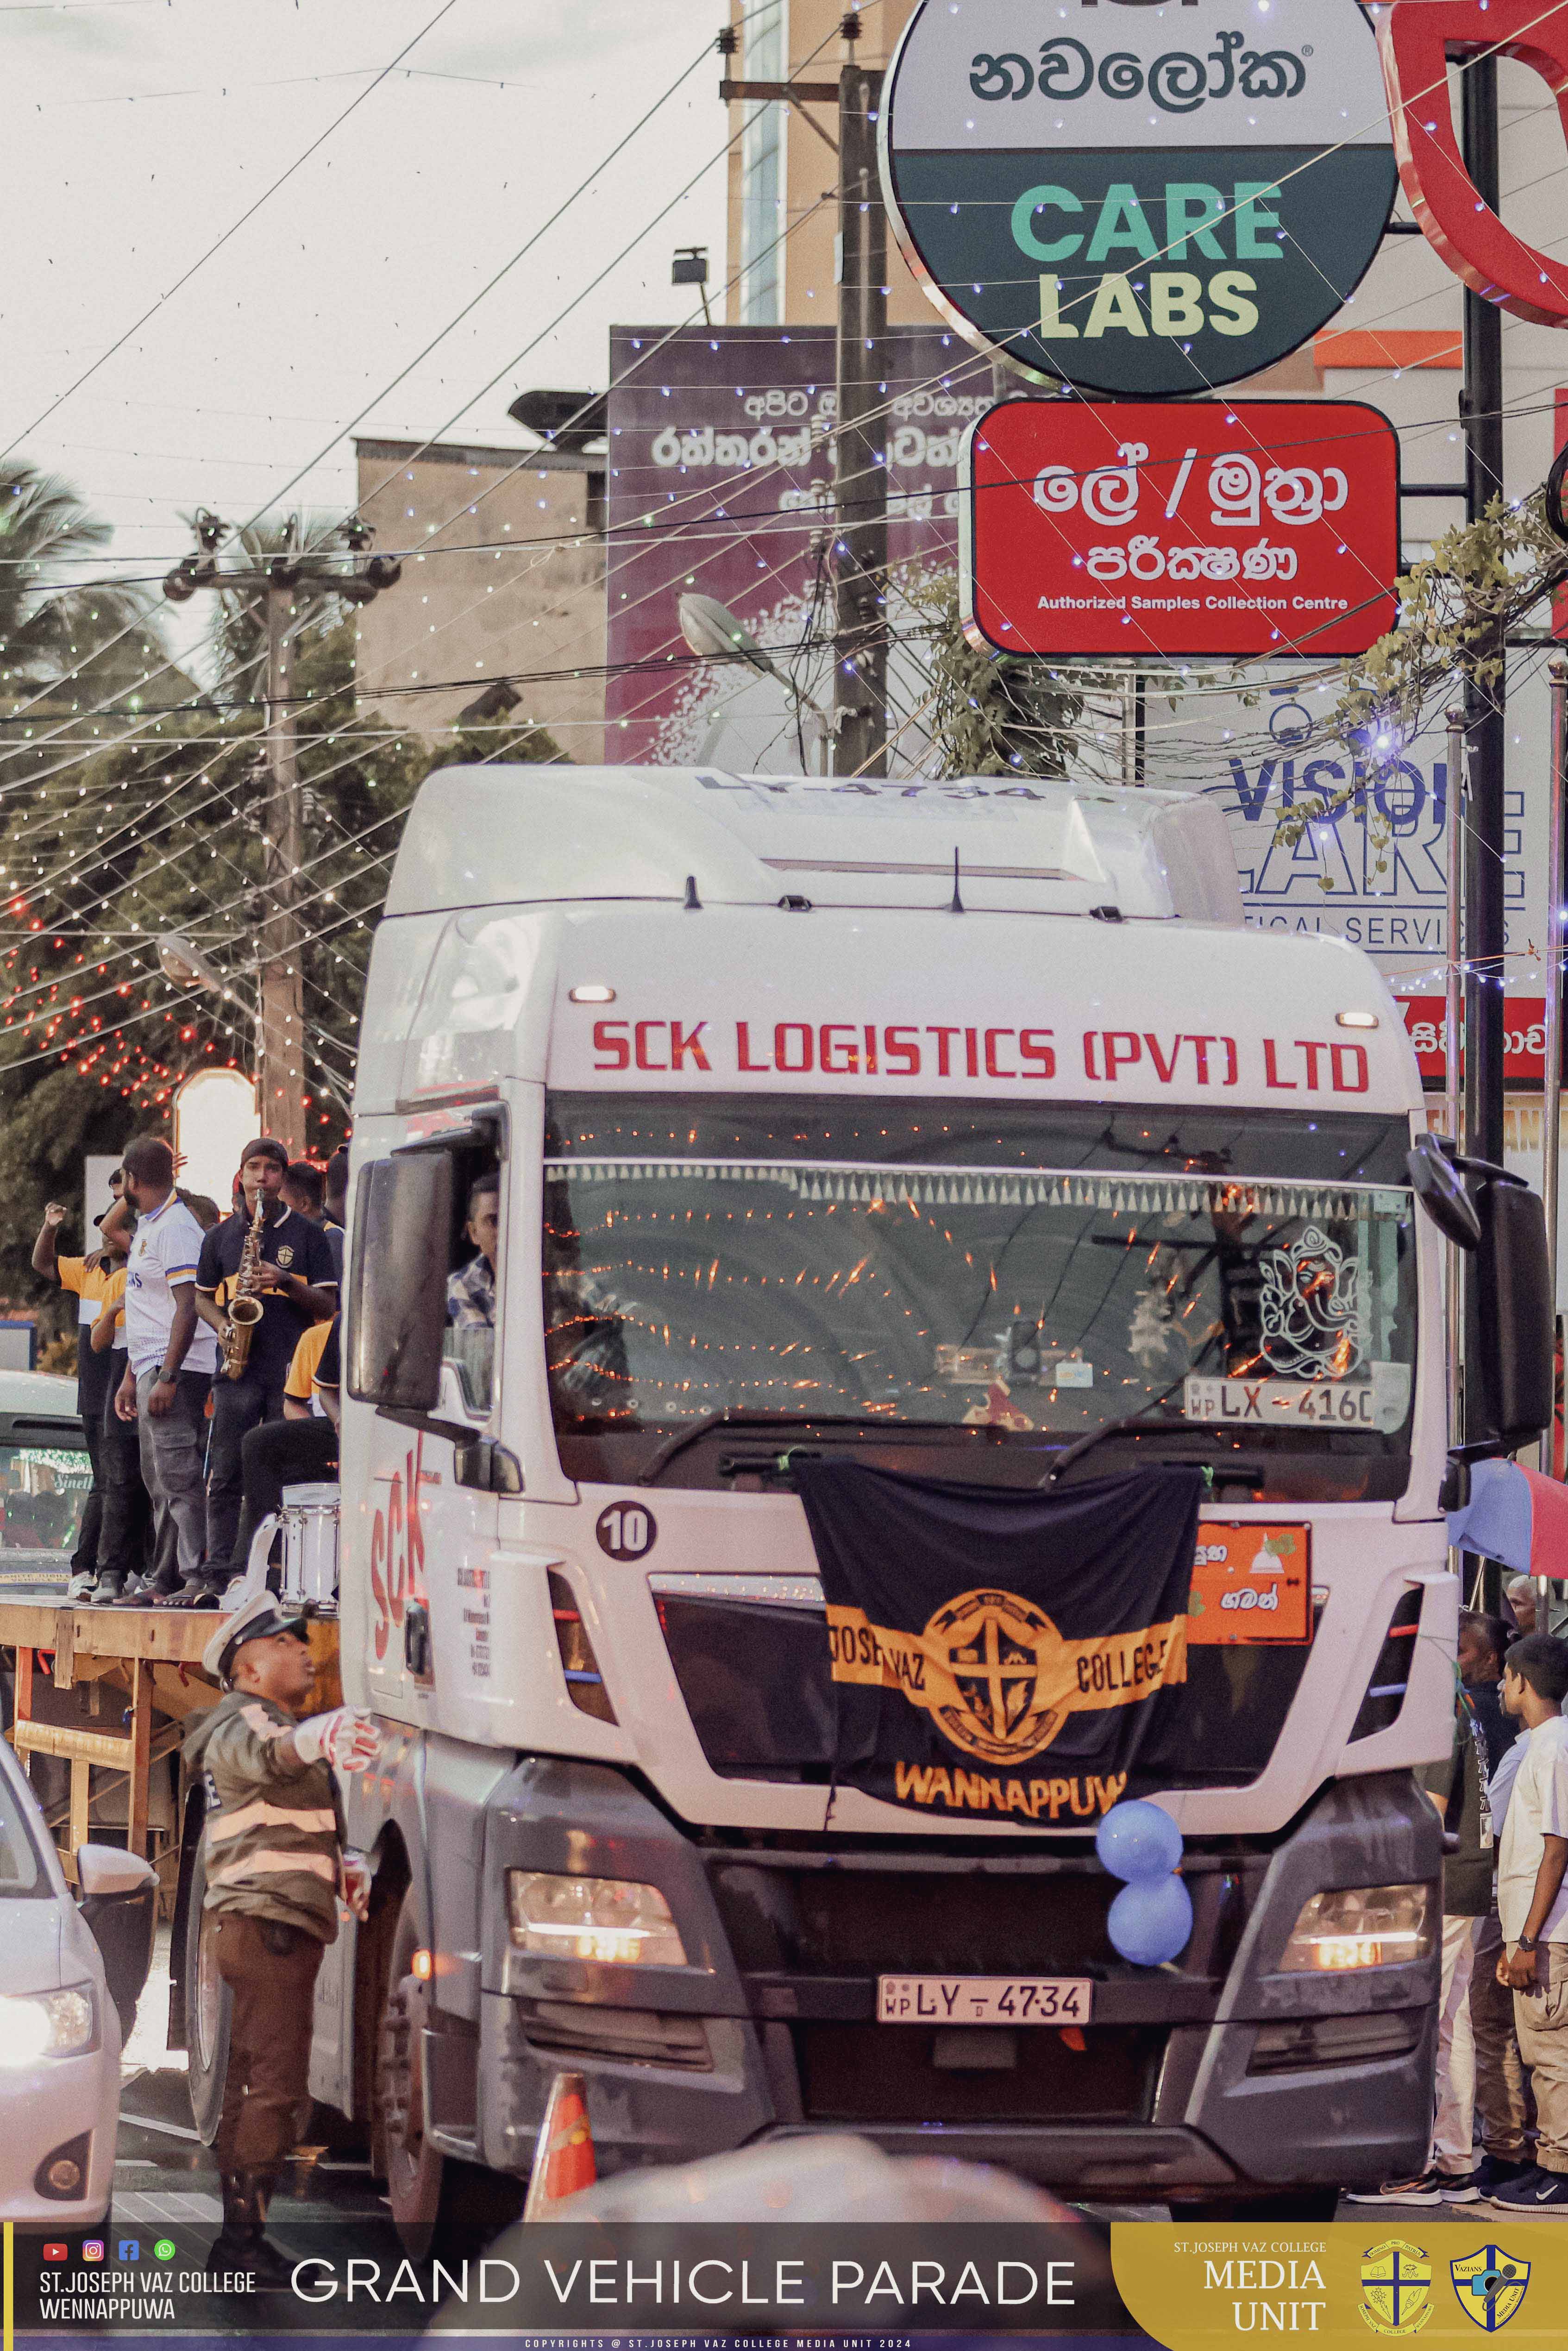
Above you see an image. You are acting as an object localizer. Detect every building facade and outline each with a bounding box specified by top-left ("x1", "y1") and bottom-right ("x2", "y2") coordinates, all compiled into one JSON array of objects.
[{"x1": 352, "y1": 437, "x2": 606, "y2": 758}]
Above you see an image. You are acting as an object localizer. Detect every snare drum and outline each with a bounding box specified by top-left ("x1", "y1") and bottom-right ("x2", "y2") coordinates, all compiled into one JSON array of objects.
[{"x1": 279, "y1": 1480, "x2": 340, "y2": 1610}]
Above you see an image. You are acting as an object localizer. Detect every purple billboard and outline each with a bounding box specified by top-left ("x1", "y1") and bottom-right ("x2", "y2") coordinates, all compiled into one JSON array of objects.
[{"x1": 604, "y1": 324, "x2": 992, "y2": 767}]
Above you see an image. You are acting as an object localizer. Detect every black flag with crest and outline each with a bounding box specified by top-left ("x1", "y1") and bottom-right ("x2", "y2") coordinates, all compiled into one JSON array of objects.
[{"x1": 793, "y1": 1459, "x2": 1203, "y2": 1824}]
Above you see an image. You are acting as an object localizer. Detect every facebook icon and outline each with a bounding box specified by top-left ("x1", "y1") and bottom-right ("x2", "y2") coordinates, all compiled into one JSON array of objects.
[{"x1": 118, "y1": 2240, "x2": 139, "y2": 2262}]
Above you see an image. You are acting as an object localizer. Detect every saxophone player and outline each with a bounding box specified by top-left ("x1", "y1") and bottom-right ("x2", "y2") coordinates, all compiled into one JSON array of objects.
[{"x1": 180, "y1": 1138, "x2": 338, "y2": 1608}]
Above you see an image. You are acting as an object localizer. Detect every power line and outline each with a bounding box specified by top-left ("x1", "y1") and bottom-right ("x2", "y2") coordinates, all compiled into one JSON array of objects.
[{"x1": 0, "y1": 0, "x2": 462, "y2": 469}]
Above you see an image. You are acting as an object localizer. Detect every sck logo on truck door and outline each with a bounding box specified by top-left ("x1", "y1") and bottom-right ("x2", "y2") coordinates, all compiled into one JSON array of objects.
[{"x1": 371, "y1": 1433, "x2": 426, "y2": 1662}]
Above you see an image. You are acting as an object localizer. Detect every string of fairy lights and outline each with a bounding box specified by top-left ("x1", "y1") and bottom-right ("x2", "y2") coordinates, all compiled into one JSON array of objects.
[{"x1": 4, "y1": 7, "x2": 1567, "y2": 1141}]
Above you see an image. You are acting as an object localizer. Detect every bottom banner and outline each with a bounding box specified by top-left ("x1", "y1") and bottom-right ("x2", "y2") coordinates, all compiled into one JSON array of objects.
[{"x1": 6, "y1": 2217, "x2": 1567, "y2": 2347}]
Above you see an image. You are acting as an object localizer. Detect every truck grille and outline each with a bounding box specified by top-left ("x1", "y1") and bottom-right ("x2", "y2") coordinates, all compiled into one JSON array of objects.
[
  {"x1": 518, "y1": 1998, "x2": 712, "y2": 2070},
  {"x1": 709, "y1": 1856, "x2": 1119, "y2": 1978},
  {"x1": 795, "y1": 2021, "x2": 1165, "y2": 2125}
]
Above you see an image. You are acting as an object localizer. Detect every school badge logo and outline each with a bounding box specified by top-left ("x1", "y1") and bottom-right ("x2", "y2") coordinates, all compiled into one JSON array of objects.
[
  {"x1": 926, "y1": 1588, "x2": 1065, "y2": 1764},
  {"x1": 1360, "y1": 2241, "x2": 1432, "y2": 2336},
  {"x1": 1450, "y1": 2248, "x2": 1530, "y2": 2332},
  {"x1": 275, "y1": 1245, "x2": 295, "y2": 1269},
  {"x1": 826, "y1": 1583, "x2": 1188, "y2": 1768}
]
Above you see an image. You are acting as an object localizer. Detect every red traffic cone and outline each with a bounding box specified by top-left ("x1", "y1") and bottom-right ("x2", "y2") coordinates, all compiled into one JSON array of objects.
[{"x1": 522, "y1": 2069, "x2": 597, "y2": 2219}]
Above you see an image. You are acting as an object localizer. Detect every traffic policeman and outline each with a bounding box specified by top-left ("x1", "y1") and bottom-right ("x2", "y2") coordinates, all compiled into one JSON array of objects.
[{"x1": 187, "y1": 1592, "x2": 378, "y2": 2282}]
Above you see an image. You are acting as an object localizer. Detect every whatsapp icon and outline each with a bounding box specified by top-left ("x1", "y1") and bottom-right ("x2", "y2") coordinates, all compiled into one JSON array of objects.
[{"x1": 153, "y1": 2240, "x2": 176, "y2": 2262}]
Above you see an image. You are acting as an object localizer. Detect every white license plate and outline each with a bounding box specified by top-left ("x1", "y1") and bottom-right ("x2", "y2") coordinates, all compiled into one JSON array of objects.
[
  {"x1": 877, "y1": 1975, "x2": 1093, "y2": 2025},
  {"x1": 1183, "y1": 1371, "x2": 1407, "y2": 1433}
]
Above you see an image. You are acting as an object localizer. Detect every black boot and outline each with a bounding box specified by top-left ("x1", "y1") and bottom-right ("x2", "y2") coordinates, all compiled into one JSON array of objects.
[{"x1": 210, "y1": 2170, "x2": 295, "y2": 2291}]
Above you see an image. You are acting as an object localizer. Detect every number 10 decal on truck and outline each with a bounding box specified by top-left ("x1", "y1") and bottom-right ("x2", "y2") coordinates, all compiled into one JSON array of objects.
[{"x1": 195, "y1": 765, "x2": 1552, "y2": 2239}]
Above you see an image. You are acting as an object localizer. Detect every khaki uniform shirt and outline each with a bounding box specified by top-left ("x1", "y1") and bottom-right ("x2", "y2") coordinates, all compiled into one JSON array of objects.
[{"x1": 185, "y1": 1689, "x2": 341, "y2": 1943}]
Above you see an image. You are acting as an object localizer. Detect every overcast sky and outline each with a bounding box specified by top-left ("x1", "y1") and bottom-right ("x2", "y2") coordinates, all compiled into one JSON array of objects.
[{"x1": 0, "y1": 0, "x2": 727, "y2": 588}]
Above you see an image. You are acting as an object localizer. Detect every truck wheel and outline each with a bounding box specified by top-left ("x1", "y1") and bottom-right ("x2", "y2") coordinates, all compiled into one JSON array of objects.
[
  {"x1": 374, "y1": 1887, "x2": 521, "y2": 2258},
  {"x1": 1169, "y1": 2192, "x2": 1341, "y2": 2222},
  {"x1": 183, "y1": 1844, "x2": 231, "y2": 2146}
]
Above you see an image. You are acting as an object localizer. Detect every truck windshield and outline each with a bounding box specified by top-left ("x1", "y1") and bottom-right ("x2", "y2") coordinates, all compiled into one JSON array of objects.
[{"x1": 543, "y1": 1094, "x2": 1417, "y2": 1484}]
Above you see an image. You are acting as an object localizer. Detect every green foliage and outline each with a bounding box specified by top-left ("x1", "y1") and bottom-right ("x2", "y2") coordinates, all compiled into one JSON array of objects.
[
  {"x1": 1272, "y1": 491, "x2": 1568, "y2": 851},
  {"x1": 0, "y1": 464, "x2": 161, "y2": 707},
  {"x1": 1335, "y1": 494, "x2": 1561, "y2": 743},
  {"x1": 905, "y1": 572, "x2": 1085, "y2": 777}
]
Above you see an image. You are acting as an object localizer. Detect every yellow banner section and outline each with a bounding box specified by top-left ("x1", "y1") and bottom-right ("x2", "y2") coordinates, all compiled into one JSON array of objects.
[
  {"x1": 826, "y1": 1586, "x2": 1187, "y2": 1766},
  {"x1": 1111, "y1": 2222, "x2": 1562, "y2": 2349}
]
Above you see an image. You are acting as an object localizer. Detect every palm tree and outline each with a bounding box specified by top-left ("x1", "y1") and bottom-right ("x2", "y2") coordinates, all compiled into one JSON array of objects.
[{"x1": 0, "y1": 462, "x2": 169, "y2": 716}]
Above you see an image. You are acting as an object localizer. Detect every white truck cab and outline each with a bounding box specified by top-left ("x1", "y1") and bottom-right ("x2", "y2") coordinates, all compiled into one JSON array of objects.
[{"x1": 312, "y1": 764, "x2": 1484, "y2": 2232}]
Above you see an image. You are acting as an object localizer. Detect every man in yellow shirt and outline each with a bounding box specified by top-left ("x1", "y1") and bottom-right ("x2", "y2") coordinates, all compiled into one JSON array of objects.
[
  {"x1": 32, "y1": 1190, "x2": 128, "y2": 1598},
  {"x1": 86, "y1": 1260, "x2": 152, "y2": 1605}
]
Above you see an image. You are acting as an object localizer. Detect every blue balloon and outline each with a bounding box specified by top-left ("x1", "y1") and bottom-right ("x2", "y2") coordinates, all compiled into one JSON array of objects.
[
  {"x1": 1107, "y1": 1874, "x2": 1194, "y2": 1967},
  {"x1": 1095, "y1": 1798, "x2": 1183, "y2": 1884}
]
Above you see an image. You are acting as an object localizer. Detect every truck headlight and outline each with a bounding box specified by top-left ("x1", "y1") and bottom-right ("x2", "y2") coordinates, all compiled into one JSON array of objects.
[
  {"x1": 0, "y1": 1987, "x2": 96, "y2": 2068},
  {"x1": 1278, "y1": 1883, "x2": 1433, "y2": 1972},
  {"x1": 506, "y1": 1871, "x2": 687, "y2": 1967}
]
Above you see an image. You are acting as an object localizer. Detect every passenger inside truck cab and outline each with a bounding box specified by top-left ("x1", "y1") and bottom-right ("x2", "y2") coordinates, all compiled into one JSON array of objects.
[{"x1": 444, "y1": 1167, "x2": 501, "y2": 1410}]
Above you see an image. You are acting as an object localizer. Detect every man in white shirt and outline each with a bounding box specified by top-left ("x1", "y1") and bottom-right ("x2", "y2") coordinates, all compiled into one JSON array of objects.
[
  {"x1": 113, "y1": 1137, "x2": 220, "y2": 1599},
  {"x1": 1487, "y1": 1633, "x2": 1568, "y2": 2210}
]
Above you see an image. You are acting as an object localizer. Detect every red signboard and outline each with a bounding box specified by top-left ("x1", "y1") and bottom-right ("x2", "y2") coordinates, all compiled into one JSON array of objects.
[
  {"x1": 1379, "y1": 0, "x2": 1568, "y2": 328},
  {"x1": 961, "y1": 398, "x2": 1399, "y2": 662},
  {"x1": 1397, "y1": 996, "x2": 1547, "y2": 1085}
]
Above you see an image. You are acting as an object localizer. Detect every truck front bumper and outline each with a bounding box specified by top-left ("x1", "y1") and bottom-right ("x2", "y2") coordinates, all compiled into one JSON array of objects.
[{"x1": 471, "y1": 1762, "x2": 1440, "y2": 2200}]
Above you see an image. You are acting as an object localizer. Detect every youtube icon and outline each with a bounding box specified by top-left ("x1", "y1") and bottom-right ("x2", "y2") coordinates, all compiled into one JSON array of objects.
[{"x1": 41, "y1": 2244, "x2": 66, "y2": 2263}]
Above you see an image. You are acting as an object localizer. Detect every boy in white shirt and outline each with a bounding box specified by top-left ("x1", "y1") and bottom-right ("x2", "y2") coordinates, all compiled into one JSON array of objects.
[
  {"x1": 113, "y1": 1136, "x2": 219, "y2": 1597},
  {"x1": 1488, "y1": 1633, "x2": 1568, "y2": 2210}
]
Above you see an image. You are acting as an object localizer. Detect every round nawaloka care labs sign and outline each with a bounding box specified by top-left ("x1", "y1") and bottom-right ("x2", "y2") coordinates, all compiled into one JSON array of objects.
[{"x1": 879, "y1": 0, "x2": 1398, "y2": 396}]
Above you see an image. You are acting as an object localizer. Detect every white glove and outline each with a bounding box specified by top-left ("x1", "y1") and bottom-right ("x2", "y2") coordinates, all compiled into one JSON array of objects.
[{"x1": 294, "y1": 1705, "x2": 380, "y2": 1773}]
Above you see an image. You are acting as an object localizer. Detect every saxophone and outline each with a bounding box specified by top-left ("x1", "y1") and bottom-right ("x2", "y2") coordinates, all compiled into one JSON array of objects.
[{"x1": 221, "y1": 1194, "x2": 267, "y2": 1380}]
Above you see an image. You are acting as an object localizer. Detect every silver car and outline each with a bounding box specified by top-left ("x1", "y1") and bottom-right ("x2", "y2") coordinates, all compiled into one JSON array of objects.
[{"x1": 0, "y1": 1730, "x2": 155, "y2": 2226}]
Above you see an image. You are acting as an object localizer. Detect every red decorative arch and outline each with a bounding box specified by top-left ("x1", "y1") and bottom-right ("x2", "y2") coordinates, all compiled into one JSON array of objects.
[{"x1": 1378, "y1": 0, "x2": 1568, "y2": 326}]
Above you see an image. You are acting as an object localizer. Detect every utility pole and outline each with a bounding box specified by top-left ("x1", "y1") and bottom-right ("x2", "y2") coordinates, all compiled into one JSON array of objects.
[
  {"x1": 1456, "y1": 54, "x2": 1506, "y2": 1530},
  {"x1": 1460, "y1": 50, "x2": 1506, "y2": 1179},
  {"x1": 163, "y1": 513, "x2": 399, "y2": 1152},
  {"x1": 832, "y1": 13, "x2": 888, "y2": 778},
  {"x1": 260, "y1": 587, "x2": 305, "y2": 1153}
]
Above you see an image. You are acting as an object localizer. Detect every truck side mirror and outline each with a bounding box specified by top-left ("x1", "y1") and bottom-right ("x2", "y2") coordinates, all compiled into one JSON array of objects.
[
  {"x1": 1474, "y1": 1177, "x2": 1555, "y2": 1448},
  {"x1": 1409, "y1": 1134, "x2": 1554, "y2": 1449},
  {"x1": 347, "y1": 1152, "x2": 455, "y2": 1412},
  {"x1": 1407, "y1": 1132, "x2": 1481, "y2": 1249}
]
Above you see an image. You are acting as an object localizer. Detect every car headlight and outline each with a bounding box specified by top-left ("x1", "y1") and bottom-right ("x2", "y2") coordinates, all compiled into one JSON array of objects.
[
  {"x1": 506, "y1": 1870, "x2": 687, "y2": 1966},
  {"x1": 1278, "y1": 1883, "x2": 1434, "y2": 1973},
  {"x1": 0, "y1": 1986, "x2": 96, "y2": 2068}
]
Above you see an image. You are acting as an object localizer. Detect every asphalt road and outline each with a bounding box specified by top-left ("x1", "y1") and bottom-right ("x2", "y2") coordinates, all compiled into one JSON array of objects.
[{"x1": 113, "y1": 1927, "x2": 401, "y2": 2271}]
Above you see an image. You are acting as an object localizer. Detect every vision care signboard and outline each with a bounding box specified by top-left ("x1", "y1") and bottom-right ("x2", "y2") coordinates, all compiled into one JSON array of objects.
[
  {"x1": 960, "y1": 397, "x2": 1399, "y2": 657},
  {"x1": 880, "y1": 0, "x2": 1399, "y2": 395}
]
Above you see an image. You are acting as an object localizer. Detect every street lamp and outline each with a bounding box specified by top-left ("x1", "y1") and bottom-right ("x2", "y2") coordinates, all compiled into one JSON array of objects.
[
  {"x1": 677, "y1": 593, "x2": 831, "y2": 717},
  {"x1": 677, "y1": 592, "x2": 833, "y2": 774},
  {"x1": 157, "y1": 931, "x2": 351, "y2": 1118},
  {"x1": 157, "y1": 931, "x2": 229, "y2": 997}
]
